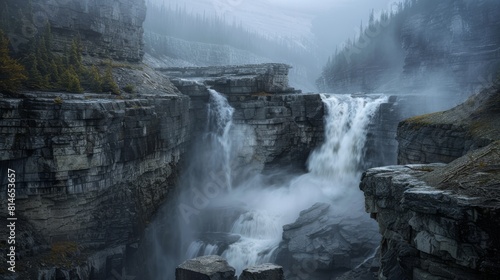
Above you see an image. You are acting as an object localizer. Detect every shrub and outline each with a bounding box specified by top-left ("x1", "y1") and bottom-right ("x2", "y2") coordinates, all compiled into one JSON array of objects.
[
  {"x1": 123, "y1": 83, "x2": 135, "y2": 93},
  {"x1": 54, "y1": 96, "x2": 63, "y2": 104},
  {"x1": 0, "y1": 30, "x2": 27, "y2": 93}
]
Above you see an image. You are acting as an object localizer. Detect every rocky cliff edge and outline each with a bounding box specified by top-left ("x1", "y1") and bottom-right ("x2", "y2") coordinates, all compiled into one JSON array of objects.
[{"x1": 361, "y1": 86, "x2": 500, "y2": 279}]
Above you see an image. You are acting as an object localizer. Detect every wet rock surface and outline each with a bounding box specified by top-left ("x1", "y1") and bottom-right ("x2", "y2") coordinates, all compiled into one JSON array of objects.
[
  {"x1": 0, "y1": 92, "x2": 190, "y2": 279},
  {"x1": 167, "y1": 64, "x2": 325, "y2": 170},
  {"x1": 176, "y1": 255, "x2": 237, "y2": 280},
  {"x1": 360, "y1": 84, "x2": 500, "y2": 279},
  {"x1": 239, "y1": 263, "x2": 284, "y2": 280},
  {"x1": 275, "y1": 203, "x2": 380, "y2": 279}
]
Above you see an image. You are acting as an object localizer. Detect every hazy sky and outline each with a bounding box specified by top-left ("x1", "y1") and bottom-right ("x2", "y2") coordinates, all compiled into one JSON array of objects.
[{"x1": 149, "y1": 0, "x2": 399, "y2": 56}]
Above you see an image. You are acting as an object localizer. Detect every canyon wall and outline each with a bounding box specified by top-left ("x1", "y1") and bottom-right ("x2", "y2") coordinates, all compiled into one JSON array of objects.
[
  {"x1": 0, "y1": 63, "x2": 327, "y2": 278},
  {"x1": 166, "y1": 64, "x2": 324, "y2": 170},
  {"x1": 360, "y1": 86, "x2": 500, "y2": 279},
  {"x1": 1, "y1": 0, "x2": 146, "y2": 61},
  {"x1": 397, "y1": 86, "x2": 500, "y2": 164},
  {"x1": 0, "y1": 91, "x2": 190, "y2": 277}
]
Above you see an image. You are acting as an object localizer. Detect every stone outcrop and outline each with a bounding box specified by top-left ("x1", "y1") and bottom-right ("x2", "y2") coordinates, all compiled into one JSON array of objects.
[
  {"x1": 0, "y1": 90, "x2": 190, "y2": 278},
  {"x1": 160, "y1": 63, "x2": 299, "y2": 95},
  {"x1": 176, "y1": 255, "x2": 237, "y2": 280},
  {"x1": 364, "y1": 93, "x2": 459, "y2": 169},
  {"x1": 275, "y1": 203, "x2": 380, "y2": 279},
  {"x1": 360, "y1": 144, "x2": 500, "y2": 279},
  {"x1": 227, "y1": 93, "x2": 324, "y2": 168},
  {"x1": 397, "y1": 86, "x2": 500, "y2": 164},
  {"x1": 239, "y1": 264, "x2": 284, "y2": 280},
  {"x1": 360, "y1": 85, "x2": 500, "y2": 279},
  {"x1": 168, "y1": 64, "x2": 324, "y2": 169},
  {"x1": 1, "y1": 0, "x2": 146, "y2": 61}
]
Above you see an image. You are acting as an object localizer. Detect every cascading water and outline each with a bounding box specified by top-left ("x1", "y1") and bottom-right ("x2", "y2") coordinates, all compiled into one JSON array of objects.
[
  {"x1": 308, "y1": 94, "x2": 388, "y2": 178},
  {"x1": 144, "y1": 91, "x2": 387, "y2": 279},
  {"x1": 206, "y1": 89, "x2": 235, "y2": 190}
]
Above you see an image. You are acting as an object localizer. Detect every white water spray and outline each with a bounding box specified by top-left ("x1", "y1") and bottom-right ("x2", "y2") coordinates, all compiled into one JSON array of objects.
[
  {"x1": 148, "y1": 92, "x2": 387, "y2": 279},
  {"x1": 196, "y1": 93, "x2": 387, "y2": 274},
  {"x1": 308, "y1": 94, "x2": 388, "y2": 178}
]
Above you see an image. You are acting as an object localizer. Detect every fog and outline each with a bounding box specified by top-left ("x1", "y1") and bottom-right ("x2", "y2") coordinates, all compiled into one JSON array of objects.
[
  {"x1": 136, "y1": 91, "x2": 386, "y2": 279},
  {"x1": 144, "y1": 0, "x2": 400, "y2": 91},
  {"x1": 148, "y1": 0, "x2": 395, "y2": 57}
]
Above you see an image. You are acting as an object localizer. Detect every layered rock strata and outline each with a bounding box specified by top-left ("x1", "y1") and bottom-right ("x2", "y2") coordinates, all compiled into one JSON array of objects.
[
  {"x1": 360, "y1": 147, "x2": 500, "y2": 280},
  {"x1": 397, "y1": 86, "x2": 500, "y2": 164},
  {"x1": 1, "y1": 0, "x2": 146, "y2": 61},
  {"x1": 160, "y1": 64, "x2": 299, "y2": 95},
  {"x1": 361, "y1": 86, "x2": 500, "y2": 279},
  {"x1": 168, "y1": 64, "x2": 324, "y2": 169},
  {"x1": 0, "y1": 91, "x2": 190, "y2": 278}
]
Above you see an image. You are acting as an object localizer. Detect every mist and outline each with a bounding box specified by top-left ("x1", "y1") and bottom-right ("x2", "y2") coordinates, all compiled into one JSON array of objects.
[
  {"x1": 134, "y1": 90, "x2": 386, "y2": 279},
  {"x1": 144, "y1": 0, "x2": 398, "y2": 91},
  {"x1": 137, "y1": 0, "x2": 500, "y2": 278}
]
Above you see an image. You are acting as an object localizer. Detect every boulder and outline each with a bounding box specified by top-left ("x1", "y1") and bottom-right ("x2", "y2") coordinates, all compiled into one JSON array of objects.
[
  {"x1": 360, "y1": 142, "x2": 500, "y2": 279},
  {"x1": 275, "y1": 203, "x2": 380, "y2": 279},
  {"x1": 176, "y1": 255, "x2": 236, "y2": 280},
  {"x1": 239, "y1": 264, "x2": 284, "y2": 280}
]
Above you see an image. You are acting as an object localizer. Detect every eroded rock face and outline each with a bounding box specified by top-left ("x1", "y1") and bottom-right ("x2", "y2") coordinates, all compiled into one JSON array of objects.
[
  {"x1": 360, "y1": 84, "x2": 500, "y2": 279},
  {"x1": 275, "y1": 203, "x2": 380, "y2": 279},
  {"x1": 2, "y1": 0, "x2": 146, "y2": 61},
  {"x1": 227, "y1": 93, "x2": 324, "y2": 169},
  {"x1": 176, "y1": 255, "x2": 237, "y2": 280},
  {"x1": 167, "y1": 64, "x2": 324, "y2": 169},
  {"x1": 360, "y1": 142, "x2": 500, "y2": 279},
  {"x1": 397, "y1": 86, "x2": 500, "y2": 164},
  {"x1": 0, "y1": 92, "x2": 190, "y2": 278},
  {"x1": 162, "y1": 64, "x2": 299, "y2": 95}
]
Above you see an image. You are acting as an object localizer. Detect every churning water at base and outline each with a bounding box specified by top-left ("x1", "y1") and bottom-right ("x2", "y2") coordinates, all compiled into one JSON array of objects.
[{"x1": 145, "y1": 91, "x2": 387, "y2": 279}]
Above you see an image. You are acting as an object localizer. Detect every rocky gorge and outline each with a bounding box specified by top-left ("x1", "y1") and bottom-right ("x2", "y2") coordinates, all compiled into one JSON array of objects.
[{"x1": 1, "y1": 0, "x2": 499, "y2": 279}]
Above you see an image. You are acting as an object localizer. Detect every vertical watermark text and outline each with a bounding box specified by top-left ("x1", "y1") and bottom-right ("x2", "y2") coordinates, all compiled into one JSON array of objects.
[{"x1": 6, "y1": 168, "x2": 17, "y2": 273}]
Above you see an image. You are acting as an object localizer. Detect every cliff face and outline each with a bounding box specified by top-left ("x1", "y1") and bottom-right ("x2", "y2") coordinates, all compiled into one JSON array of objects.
[
  {"x1": 1, "y1": 0, "x2": 146, "y2": 61},
  {"x1": 360, "y1": 86, "x2": 500, "y2": 279},
  {"x1": 0, "y1": 91, "x2": 190, "y2": 277},
  {"x1": 397, "y1": 86, "x2": 500, "y2": 164},
  {"x1": 166, "y1": 64, "x2": 324, "y2": 169},
  {"x1": 0, "y1": 63, "x2": 328, "y2": 278},
  {"x1": 360, "y1": 155, "x2": 500, "y2": 280}
]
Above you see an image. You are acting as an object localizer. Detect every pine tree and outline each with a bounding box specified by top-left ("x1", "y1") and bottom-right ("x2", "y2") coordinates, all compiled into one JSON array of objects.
[
  {"x1": 0, "y1": 30, "x2": 27, "y2": 93},
  {"x1": 101, "y1": 64, "x2": 119, "y2": 94},
  {"x1": 88, "y1": 65, "x2": 102, "y2": 92},
  {"x1": 63, "y1": 67, "x2": 83, "y2": 93},
  {"x1": 69, "y1": 38, "x2": 84, "y2": 74}
]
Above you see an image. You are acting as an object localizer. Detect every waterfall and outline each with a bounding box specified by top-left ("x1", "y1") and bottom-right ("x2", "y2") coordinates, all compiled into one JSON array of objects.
[
  {"x1": 222, "y1": 211, "x2": 282, "y2": 271},
  {"x1": 206, "y1": 89, "x2": 235, "y2": 190},
  {"x1": 308, "y1": 94, "x2": 388, "y2": 179},
  {"x1": 146, "y1": 92, "x2": 387, "y2": 279}
]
